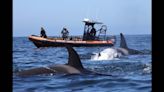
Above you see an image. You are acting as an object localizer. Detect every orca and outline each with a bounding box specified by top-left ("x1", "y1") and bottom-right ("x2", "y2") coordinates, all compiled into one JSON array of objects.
[
  {"x1": 117, "y1": 33, "x2": 144, "y2": 55},
  {"x1": 91, "y1": 33, "x2": 144, "y2": 60},
  {"x1": 17, "y1": 46, "x2": 111, "y2": 77}
]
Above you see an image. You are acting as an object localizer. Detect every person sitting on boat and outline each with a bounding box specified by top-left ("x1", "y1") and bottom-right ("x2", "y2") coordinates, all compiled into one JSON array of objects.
[
  {"x1": 40, "y1": 27, "x2": 47, "y2": 38},
  {"x1": 61, "y1": 27, "x2": 69, "y2": 40}
]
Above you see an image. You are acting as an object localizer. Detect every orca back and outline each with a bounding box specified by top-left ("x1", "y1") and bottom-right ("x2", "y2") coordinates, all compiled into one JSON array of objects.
[
  {"x1": 120, "y1": 33, "x2": 128, "y2": 49},
  {"x1": 120, "y1": 33, "x2": 143, "y2": 55},
  {"x1": 66, "y1": 46, "x2": 84, "y2": 70}
]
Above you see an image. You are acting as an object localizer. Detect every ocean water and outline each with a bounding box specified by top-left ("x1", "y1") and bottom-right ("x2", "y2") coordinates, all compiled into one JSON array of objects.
[{"x1": 13, "y1": 35, "x2": 151, "y2": 92}]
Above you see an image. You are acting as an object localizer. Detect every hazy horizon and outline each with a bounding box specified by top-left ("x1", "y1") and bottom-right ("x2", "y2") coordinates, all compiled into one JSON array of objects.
[
  {"x1": 13, "y1": 0, "x2": 151, "y2": 37},
  {"x1": 13, "y1": 34, "x2": 151, "y2": 37}
]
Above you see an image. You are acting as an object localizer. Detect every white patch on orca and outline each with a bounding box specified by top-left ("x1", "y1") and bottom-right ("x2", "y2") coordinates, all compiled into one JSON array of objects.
[{"x1": 91, "y1": 48, "x2": 121, "y2": 60}]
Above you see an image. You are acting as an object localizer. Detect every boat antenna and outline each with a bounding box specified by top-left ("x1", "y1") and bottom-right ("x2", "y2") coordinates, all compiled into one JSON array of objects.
[
  {"x1": 85, "y1": 5, "x2": 90, "y2": 19},
  {"x1": 95, "y1": 8, "x2": 100, "y2": 22}
]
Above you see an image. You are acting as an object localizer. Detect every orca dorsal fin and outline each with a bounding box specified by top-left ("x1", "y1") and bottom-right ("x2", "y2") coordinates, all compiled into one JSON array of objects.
[
  {"x1": 66, "y1": 46, "x2": 84, "y2": 69},
  {"x1": 120, "y1": 33, "x2": 128, "y2": 49}
]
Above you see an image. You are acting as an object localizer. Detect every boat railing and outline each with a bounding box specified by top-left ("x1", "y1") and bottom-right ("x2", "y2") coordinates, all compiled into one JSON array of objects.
[
  {"x1": 32, "y1": 35, "x2": 115, "y2": 44},
  {"x1": 46, "y1": 35, "x2": 83, "y2": 41}
]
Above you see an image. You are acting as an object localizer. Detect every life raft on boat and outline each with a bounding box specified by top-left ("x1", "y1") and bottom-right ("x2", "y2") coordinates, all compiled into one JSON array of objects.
[{"x1": 28, "y1": 35, "x2": 115, "y2": 48}]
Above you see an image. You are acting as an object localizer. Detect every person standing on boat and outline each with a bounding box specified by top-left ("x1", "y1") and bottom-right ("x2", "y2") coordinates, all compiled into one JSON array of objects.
[
  {"x1": 61, "y1": 27, "x2": 69, "y2": 40},
  {"x1": 40, "y1": 27, "x2": 47, "y2": 38},
  {"x1": 90, "y1": 25, "x2": 96, "y2": 37}
]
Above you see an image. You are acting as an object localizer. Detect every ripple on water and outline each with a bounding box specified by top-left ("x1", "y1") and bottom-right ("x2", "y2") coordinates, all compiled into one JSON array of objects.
[{"x1": 13, "y1": 35, "x2": 151, "y2": 92}]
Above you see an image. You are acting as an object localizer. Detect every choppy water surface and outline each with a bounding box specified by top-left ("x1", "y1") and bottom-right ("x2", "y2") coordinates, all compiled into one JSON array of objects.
[{"x1": 13, "y1": 35, "x2": 151, "y2": 92}]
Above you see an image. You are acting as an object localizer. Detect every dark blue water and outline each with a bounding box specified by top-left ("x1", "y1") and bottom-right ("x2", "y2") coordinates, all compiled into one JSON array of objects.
[{"x1": 13, "y1": 35, "x2": 151, "y2": 92}]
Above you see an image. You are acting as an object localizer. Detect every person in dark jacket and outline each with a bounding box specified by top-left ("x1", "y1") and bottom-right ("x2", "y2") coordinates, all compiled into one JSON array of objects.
[
  {"x1": 61, "y1": 27, "x2": 69, "y2": 40},
  {"x1": 90, "y1": 25, "x2": 96, "y2": 36},
  {"x1": 40, "y1": 27, "x2": 47, "y2": 38}
]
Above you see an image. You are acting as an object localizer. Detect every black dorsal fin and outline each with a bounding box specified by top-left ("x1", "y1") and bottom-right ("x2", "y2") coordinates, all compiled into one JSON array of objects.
[
  {"x1": 66, "y1": 45, "x2": 84, "y2": 69},
  {"x1": 120, "y1": 33, "x2": 128, "y2": 49}
]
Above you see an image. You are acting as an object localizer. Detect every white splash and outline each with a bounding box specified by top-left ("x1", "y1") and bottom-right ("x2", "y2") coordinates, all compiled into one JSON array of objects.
[
  {"x1": 143, "y1": 63, "x2": 151, "y2": 74},
  {"x1": 91, "y1": 48, "x2": 121, "y2": 60}
]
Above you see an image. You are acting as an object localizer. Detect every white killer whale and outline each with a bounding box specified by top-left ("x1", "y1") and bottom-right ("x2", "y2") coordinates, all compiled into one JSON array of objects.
[{"x1": 91, "y1": 33, "x2": 144, "y2": 60}]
